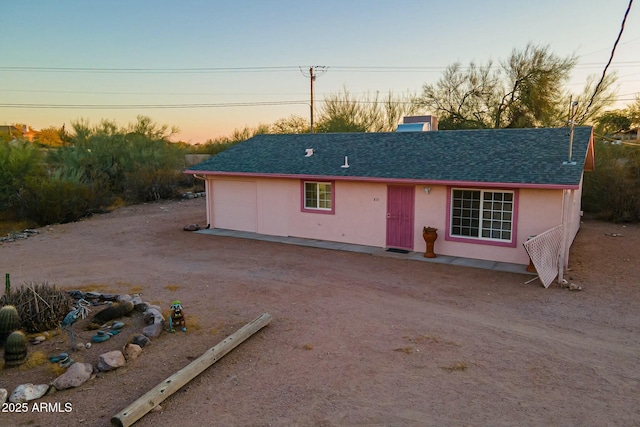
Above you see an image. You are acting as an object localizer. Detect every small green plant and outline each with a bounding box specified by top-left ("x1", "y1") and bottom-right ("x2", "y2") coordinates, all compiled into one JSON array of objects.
[
  {"x1": 0, "y1": 305, "x2": 21, "y2": 345},
  {"x1": 4, "y1": 330, "x2": 28, "y2": 367}
]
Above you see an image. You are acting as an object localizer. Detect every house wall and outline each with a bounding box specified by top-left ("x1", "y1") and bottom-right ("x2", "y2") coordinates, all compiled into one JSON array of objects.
[
  {"x1": 413, "y1": 186, "x2": 564, "y2": 265},
  {"x1": 205, "y1": 177, "x2": 571, "y2": 265}
]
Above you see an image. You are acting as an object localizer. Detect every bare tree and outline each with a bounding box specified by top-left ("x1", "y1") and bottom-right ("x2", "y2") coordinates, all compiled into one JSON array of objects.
[
  {"x1": 316, "y1": 88, "x2": 419, "y2": 133},
  {"x1": 418, "y1": 43, "x2": 616, "y2": 129}
]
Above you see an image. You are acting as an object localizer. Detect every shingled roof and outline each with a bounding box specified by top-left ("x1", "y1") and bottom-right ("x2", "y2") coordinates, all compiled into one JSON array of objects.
[{"x1": 186, "y1": 126, "x2": 594, "y2": 189}]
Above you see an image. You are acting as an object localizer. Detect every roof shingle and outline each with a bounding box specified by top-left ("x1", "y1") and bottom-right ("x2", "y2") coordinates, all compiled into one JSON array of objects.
[{"x1": 186, "y1": 127, "x2": 593, "y2": 188}]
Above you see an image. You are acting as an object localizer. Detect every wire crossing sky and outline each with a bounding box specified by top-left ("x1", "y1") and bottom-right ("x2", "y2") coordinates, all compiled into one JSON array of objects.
[{"x1": 1, "y1": 0, "x2": 639, "y2": 143}]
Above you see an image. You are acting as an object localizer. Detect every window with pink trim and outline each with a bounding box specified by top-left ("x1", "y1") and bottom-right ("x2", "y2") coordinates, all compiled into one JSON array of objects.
[
  {"x1": 302, "y1": 181, "x2": 334, "y2": 214},
  {"x1": 449, "y1": 188, "x2": 516, "y2": 245}
]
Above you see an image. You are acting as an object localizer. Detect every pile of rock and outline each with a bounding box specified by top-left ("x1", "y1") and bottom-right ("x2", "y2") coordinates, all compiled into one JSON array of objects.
[
  {"x1": 0, "y1": 291, "x2": 169, "y2": 405},
  {"x1": 182, "y1": 191, "x2": 206, "y2": 199},
  {"x1": 0, "y1": 229, "x2": 39, "y2": 243}
]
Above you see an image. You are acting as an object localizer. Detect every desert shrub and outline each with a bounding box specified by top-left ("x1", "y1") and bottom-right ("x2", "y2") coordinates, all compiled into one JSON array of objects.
[
  {"x1": 0, "y1": 140, "x2": 44, "y2": 211},
  {"x1": 124, "y1": 167, "x2": 183, "y2": 202},
  {"x1": 583, "y1": 140, "x2": 640, "y2": 221},
  {"x1": 1, "y1": 282, "x2": 72, "y2": 333},
  {"x1": 12, "y1": 171, "x2": 104, "y2": 225}
]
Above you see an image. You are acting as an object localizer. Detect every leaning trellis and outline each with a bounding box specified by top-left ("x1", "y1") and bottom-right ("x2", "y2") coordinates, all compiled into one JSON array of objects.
[{"x1": 523, "y1": 225, "x2": 563, "y2": 288}]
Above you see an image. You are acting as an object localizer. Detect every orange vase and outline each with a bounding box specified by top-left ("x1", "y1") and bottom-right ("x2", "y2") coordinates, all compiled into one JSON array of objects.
[{"x1": 423, "y1": 227, "x2": 438, "y2": 258}]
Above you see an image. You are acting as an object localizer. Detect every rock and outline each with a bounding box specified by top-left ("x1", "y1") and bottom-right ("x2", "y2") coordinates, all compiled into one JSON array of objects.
[
  {"x1": 111, "y1": 321, "x2": 125, "y2": 330},
  {"x1": 0, "y1": 388, "x2": 7, "y2": 404},
  {"x1": 52, "y1": 362, "x2": 93, "y2": 390},
  {"x1": 131, "y1": 294, "x2": 144, "y2": 306},
  {"x1": 142, "y1": 322, "x2": 163, "y2": 338},
  {"x1": 97, "y1": 350, "x2": 126, "y2": 372},
  {"x1": 143, "y1": 308, "x2": 164, "y2": 325},
  {"x1": 9, "y1": 384, "x2": 50, "y2": 403},
  {"x1": 569, "y1": 283, "x2": 583, "y2": 291},
  {"x1": 85, "y1": 342, "x2": 92, "y2": 349},
  {"x1": 74, "y1": 343, "x2": 86, "y2": 351},
  {"x1": 134, "y1": 302, "x2": 149, "y2": 312},
  {"x1": 183, "y1": 223, "x2": 201, "y2": 231},
  {"x1": 117, "y1": 294, "x2": 132, "y2": 303},
  {"x1": 132, "y1": 334, "x2": 151, "y2": 347},
  {"x1": 123, "y1": 343, "x2": 142, "y2": 361}
]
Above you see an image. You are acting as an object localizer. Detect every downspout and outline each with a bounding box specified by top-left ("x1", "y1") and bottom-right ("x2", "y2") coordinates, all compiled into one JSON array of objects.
[
  {"x1": 558, "y1": 188, "x2": 574, "y2": 284},
  {"x1": 192, "y1": 174, "x2": 211, "y2": 229}
]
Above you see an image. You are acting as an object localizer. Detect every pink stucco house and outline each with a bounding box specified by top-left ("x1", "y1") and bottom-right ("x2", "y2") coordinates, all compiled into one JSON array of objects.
[{"x1": 185, "y1": 126, "x2": 594, "y2": 275}]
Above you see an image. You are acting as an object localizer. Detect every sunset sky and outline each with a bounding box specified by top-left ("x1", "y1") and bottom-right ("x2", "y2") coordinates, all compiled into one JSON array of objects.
[{"x1": 2, "y1": 0, "x2": 639, "y2": 143}]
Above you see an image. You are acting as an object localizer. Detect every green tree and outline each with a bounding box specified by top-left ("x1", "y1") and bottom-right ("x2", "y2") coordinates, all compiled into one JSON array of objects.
[
  {"x1": 35, "y1": 126, "x2": 64, "y2": 146},
  {"x1": 419, "y1": 43, "x2": 616, "y2": 129},
  {"x1": 0, "y1": 140, "x2": 44, "y2": 210},
  {"x1": 418, "y1": 61, "x2": 499, "y2": 129},
  {"x1": 594, "y1": 110, "x2": 632, "y2": 136},
  {"x1": 316, "y1": 89, "x2": 419, "y2": 133},
  {"x1": 271, "y1": 115, "x2": 309, "y2": 134}
]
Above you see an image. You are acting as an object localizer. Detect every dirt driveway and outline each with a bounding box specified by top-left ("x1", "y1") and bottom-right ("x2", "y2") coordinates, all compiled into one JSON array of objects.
[{"x1": 1, "y1": 197, "x2": 639, "y2": 427}]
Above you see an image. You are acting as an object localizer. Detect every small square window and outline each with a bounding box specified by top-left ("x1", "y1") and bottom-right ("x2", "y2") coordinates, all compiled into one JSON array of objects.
[{"x1": 302, "y1": 181, "x2": 334, "y2": 214}]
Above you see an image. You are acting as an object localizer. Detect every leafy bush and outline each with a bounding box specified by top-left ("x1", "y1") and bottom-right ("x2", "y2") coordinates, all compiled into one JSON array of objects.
[
  {"x1": 12, "y1": 171, "x2": 102, "y2": 225},
  {"x1": 124, "y1": 167, "x2": 183, "y2": 202},
  {"x1": 583, "y1": 140, "x2": 640, "y2": 222},
  {"x1": 0, "y1": 140, "x2": 44, "y2": 210}
]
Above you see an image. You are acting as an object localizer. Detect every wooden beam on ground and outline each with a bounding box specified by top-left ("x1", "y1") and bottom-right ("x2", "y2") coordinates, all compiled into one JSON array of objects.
[{"x1": 111, "y1": 312, "x2": 272, "y2": 427}]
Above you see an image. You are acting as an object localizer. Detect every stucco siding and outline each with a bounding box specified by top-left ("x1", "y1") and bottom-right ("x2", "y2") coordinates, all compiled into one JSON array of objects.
[
  {"x1": 205, "y1": 177, "x2": 572, "y2": 265},
  {"x1": 287, "y1": 181, "x2": 388, "y2": 247},
  {"x1": 211, "y1": 180, "x2": 258, "y2": 232}
]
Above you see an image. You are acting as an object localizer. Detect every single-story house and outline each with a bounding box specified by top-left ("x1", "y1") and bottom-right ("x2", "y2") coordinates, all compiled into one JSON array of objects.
[{"x1": 185, "y1": 126, "x2": 594, "y2": 275}]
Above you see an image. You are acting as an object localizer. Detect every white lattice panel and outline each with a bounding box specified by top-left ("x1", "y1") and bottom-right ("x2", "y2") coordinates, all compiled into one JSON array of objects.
[{"x1": 523, "y1": 225, "x2": 563, "y2": 288}]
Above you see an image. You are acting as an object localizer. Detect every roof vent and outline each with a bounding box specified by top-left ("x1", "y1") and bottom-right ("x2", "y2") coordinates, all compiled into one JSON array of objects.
[
  {"x1": 305, "y1": 148, "x2": 314, "y2": 157},
  {"x1": 396, "y1": 115, "x2": 438, "y2": 132},
  {"x1": 341, "y1": 156, "x2": 350, "y2": 168}
]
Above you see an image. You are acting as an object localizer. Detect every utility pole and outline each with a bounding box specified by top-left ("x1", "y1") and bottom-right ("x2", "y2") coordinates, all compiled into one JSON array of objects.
[{"x1": 300, "y1": 66, "x2": 327, "y2": 133}]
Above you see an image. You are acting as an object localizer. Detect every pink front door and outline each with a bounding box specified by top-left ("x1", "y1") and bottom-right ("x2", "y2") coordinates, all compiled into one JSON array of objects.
[{"x1": 386, "y1": 185, "x2": 415, "y2": 250}]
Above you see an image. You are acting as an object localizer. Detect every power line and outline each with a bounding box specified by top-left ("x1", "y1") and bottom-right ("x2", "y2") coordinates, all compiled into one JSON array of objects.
[
  {"x1": 0, "y1": 66, "x2": 300, "y2": 74},
  {"x1": 0, "y1": 100, "x2": 308, "y2": 109},
  {"x1": 578, "y1": 0, "x2": 634, "y2": 123}
]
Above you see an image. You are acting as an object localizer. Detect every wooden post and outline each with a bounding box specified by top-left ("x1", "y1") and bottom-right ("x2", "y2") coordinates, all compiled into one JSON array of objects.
[{"x1": 111, "y1": 312, "x2": 272, "y2": 427}]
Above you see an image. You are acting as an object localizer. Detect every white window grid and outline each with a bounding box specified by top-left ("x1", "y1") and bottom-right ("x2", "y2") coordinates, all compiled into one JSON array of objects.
[
  {"x1": 305, "y1": 182, "x2": 332, "y2": 210},
  {"x1": 451, "y1": 189, "x2": 513, "y2": 242}
]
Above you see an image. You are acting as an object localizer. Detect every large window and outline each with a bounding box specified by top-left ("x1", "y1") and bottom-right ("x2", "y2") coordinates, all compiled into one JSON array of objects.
[
  {"x1": 450, "y1": 188, "x2": 514, "y2": 243},
  {"x1": 302, "y1": 181, "x2": 333, "y2": 213}
]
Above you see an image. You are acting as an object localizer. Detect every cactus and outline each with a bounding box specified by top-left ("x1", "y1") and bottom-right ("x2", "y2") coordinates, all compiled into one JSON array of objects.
[
  {"x1": 3, "y1": 330, "x2": 27, "y2": 367},
  {"x1": 0, "y1": 305, "x2": 21, "y2": 346}
]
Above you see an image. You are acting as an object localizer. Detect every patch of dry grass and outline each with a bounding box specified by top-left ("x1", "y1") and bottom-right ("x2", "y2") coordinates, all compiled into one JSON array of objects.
[
  {"x1": 403, "y1": 334, "x2": 459, "y2": 346},
  {"x1": 47, "y1": 363, "x2": 67, "y2": 377},
  {"x1": 440, "y1": 362, "x2": 468, "y2": 372},
  {"x1": 208, "y1": 321, "x2": 224, "y2": 336},
  {"x1": 302, "y1": 343, "x2": 314, "y2": 350},
  {"x1": 19, "y1": 351, "x2": 48, "y2": 370},
  {"x1": 164, "y1": 284, "x2": 181, "y2": 292},
  {"x1": 394, "y1": 346, "x2": 414, "y2": 354}
]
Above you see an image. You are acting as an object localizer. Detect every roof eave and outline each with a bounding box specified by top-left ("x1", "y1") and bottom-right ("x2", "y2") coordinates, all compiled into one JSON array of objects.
[{"x1": 183, "y1": 170, "x2": 580, "y2": 190}]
